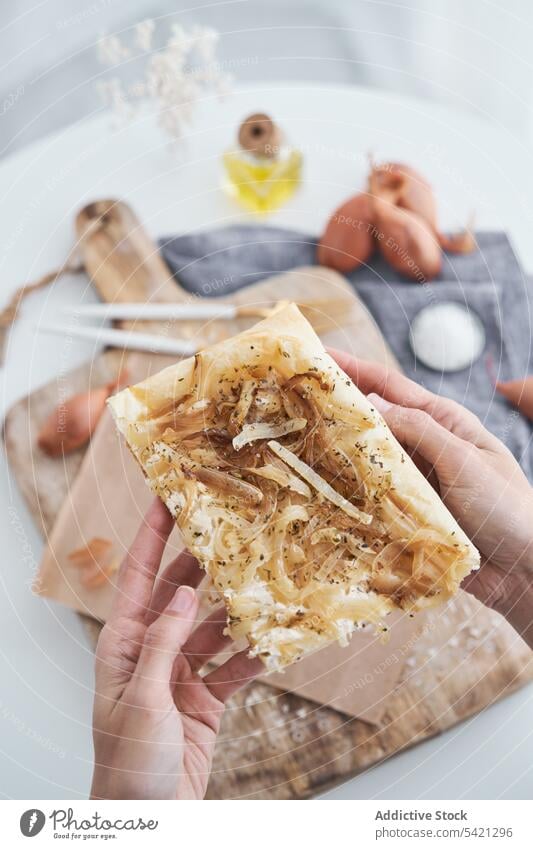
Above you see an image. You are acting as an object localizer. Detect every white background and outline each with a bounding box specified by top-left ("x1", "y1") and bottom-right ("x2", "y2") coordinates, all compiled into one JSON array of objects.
[{"x1": 3, "y1": 0, "x2": 533, "y2": 155}]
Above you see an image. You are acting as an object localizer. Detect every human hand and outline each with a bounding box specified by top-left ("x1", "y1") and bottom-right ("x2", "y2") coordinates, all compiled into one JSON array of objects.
[
  {"x1": 91, "y1": 498, "x2": 263, "y2": 800},
  {"x1": 330, "y1": 350, "x2": 533, "y2": 646}
]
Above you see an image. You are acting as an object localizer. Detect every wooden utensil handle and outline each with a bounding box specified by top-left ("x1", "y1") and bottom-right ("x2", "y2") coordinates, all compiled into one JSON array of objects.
[{"x1": 75, "y1": 200, "x2": 187, "y2": 305}]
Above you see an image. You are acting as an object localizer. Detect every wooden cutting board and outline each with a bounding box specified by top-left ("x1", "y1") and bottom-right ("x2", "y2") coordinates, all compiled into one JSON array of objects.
[{"x1": 4, "y1": 201, "x2": 533, "y2": 799}]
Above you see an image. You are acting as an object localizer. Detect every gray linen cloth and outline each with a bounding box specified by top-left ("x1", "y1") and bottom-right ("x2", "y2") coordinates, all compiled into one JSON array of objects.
[{"x1": 160, "y1": 228, "x2": 533, "y2": 479}]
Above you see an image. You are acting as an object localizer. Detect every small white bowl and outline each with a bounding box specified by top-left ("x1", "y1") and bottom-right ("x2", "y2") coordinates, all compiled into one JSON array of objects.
[{"x1": 409, "y1": 302, "x2": 486, "y2": 372}]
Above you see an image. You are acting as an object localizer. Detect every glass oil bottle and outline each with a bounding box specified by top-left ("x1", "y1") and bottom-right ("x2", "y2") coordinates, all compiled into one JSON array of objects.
[{"x1": 223, "y1": 112, "x2": 302, "y2": 213}]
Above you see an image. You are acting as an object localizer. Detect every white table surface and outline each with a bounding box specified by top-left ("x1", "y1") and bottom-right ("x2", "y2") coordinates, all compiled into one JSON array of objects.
[{"x1": 1, "y1": 82, "x2": 532, "y2": 800}]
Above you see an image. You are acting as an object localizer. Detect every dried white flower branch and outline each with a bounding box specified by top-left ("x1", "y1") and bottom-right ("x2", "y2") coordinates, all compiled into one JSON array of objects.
[
  {"x1": 135, "y1": 19, "x2": 155, "y2": 52},
  {"x1": 96, "y1": 19, "x2": 232, "y2": 146}
]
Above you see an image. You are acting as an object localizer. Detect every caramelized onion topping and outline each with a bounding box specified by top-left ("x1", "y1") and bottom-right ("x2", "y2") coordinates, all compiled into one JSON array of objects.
[
  {"x1": 268, "y1": 440, "x2": 373, "y2": 525},
  {"x1": 190, "y1": 467, "x2": 264, "y2": 505}
]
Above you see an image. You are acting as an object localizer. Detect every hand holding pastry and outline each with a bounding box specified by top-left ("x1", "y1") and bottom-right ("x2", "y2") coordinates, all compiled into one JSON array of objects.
[
  {"x1": 331, "y1": 349, "x2": 533, "y2": 647},
  {"x1": 91, "y1": 499, "x2": 262, "y2": 800}
]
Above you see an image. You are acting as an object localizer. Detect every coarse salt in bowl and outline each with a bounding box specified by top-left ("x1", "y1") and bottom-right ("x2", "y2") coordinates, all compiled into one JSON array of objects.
[{"x1": 409, "y1": 302, "x2": 486, "y2": 372}]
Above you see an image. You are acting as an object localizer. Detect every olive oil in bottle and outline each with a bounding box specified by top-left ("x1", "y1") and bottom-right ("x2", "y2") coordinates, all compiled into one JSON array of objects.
[{"x1": 223, "y1": 112, "x2": 302, "y2": 213}]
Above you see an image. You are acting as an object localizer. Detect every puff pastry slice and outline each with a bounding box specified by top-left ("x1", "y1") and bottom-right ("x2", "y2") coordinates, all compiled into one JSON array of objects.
[{"x1": 108, "y1": 304, "x2": 479, "y2": 671}]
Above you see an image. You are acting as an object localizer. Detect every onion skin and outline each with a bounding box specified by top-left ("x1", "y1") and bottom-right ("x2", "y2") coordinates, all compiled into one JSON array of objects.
[
  {"x1": 316, "y1": 193, "x2": 375, "y2": 272},
  {"x1": 495, "y1": 376, "x2": 533, "y2": 421},
  {"x1": 67, "y1": 537, "x2": 116, "y2": 588},
  {"x1": 37, "y1": 373, "x2": 126, "y2": 457},
  {"x1": 371, "y1": 195, "x2": 442, "y2": 281}
]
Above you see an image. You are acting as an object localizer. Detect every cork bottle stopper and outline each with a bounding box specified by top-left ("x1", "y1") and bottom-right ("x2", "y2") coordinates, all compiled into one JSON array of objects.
[{"x1": 238, "y1": 113, "x2": 282, "y2": 158}]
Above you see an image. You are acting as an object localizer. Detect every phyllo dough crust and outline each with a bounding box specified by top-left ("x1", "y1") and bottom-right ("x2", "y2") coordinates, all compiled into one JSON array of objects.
[{"x1": 108, "y1": 304, "x2": 479, "y2": 671}]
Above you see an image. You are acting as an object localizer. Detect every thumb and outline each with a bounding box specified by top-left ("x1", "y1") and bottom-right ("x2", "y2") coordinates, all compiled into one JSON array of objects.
[
  {"x1": 133, "y1": 586, "x2": 199, "y2": 690},
  {"x1": 368, "y1": 393, "x2": 463, "y2": 469}
]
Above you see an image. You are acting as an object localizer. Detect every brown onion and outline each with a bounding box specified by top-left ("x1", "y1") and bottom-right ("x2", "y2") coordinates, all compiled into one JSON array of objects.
[
  {"x1": 371, "y1": 159, "x2": 476, "y2": 259},
  {"x1": 368, "y1": 160, "x2": 438, "y2": 230},
  {"x1": 495, "y1": 376, "x2": 533, "y2": 421},
  {"x1": 316, "y1": 193, "x2": 375, "y2": 272},
  {"x1": 38, "y1": 371, "x2": 127, "y2": 457},
  {"x1": 371, "y1": 195, "x2": 442, "y2": 281}
]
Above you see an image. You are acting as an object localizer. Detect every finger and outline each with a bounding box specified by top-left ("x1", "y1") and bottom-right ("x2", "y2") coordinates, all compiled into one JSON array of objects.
[
  {"x1": 408, "y1": 447, "x2": 441, "y2": 492},
  {"x1": 203, "y1": 650, "x2": 264, "y2": 702},
  {"x1": 145, "y1": 549, "x2": 204, "y2": 625},
  {"x1": 110, "y1": 498, "x2": 175, "y2": 624},
  {"x1": 132, "y1": 586, "x2": 199, "y2": 695},
  {"x1": 330, "y1": 350, "x2": 453, "y2": 428},
  {"x1": 370, "y1": 395, "x2": 465, "y2": 470},
  {"x1": 94, "y1": 615, "x2": 146, "y2": 698},
  {"x1": 329, "y1": 349, "x2": 446, "y2": 413},
  {"x1": 182, "y1": 606, "x2": 234, "y2": 673},
  {"x1": 461, "y1": 562, "x2": 509, "y2": 613},
  {"x1": 411, "y1": 394, "x2": 494, "y2": 449},
  {"x1": 329, "y1": 348, "x2": 494, "y2": 447},
  {"x1": 328, "y1": 349, "x2": 397, "y2": 396}
]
